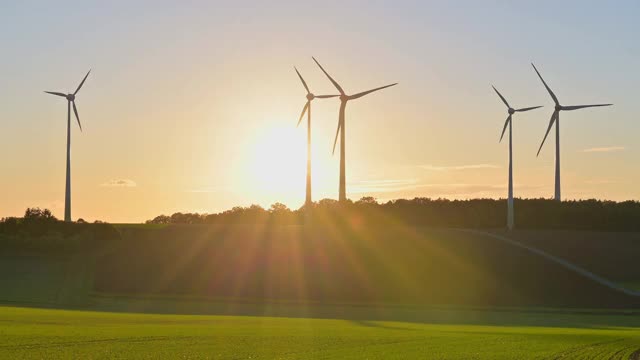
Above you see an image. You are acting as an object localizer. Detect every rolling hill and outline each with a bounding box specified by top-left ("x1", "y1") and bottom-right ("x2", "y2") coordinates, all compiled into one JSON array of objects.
[{"x1": 91, "y1": 224, "x2": 640, "y2": 309}]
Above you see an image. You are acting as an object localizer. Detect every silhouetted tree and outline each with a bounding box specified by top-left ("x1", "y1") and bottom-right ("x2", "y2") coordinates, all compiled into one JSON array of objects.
[
  {"x1": 269, "y1": 202, "x2": 289, "y2": 213},
  {"x1": 356, "y1": 196, "x2": 378, "y2": 205},
  {"x1": 146, "y1": 215, "x2": 171, "y2": 224},
  {"x1": 24, "y1": 207, "x2": 57, "y2": 222},
  {"x1": 0, "y1": 208, "x2": 120, "y2": 253}
]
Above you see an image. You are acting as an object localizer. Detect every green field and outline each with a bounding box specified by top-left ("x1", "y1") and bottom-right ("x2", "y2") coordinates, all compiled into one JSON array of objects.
[
  {"x1": 2, "y1": 226, "x2": 639, "y2": 358},
  {"x1": 1, "y1": 305, "x2": 639, "y2": 359}
]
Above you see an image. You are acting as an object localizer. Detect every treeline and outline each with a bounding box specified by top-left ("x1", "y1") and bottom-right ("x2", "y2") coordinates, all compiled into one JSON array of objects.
[
  {"x1": 0, "y1": 208, "x2": 121, "y2": 253},
  {"x1": 146, "y1": 197, "x2": 640, "y2": 231}
]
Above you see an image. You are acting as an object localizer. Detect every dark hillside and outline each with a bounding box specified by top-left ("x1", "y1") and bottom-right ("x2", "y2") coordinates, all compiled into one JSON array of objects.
[
  {"x1": 95, "y1": 224, "x2": 640, "y2": 309},
  {"x1": 497, "y1": 230, "x2": 640, "y2": 285}
]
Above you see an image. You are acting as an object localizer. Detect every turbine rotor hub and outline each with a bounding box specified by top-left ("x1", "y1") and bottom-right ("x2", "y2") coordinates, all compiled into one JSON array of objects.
[
  {"x1": 555, "y1": 104, "x2": 562, "y2": 111},
  {"x1": 340, "y1": 94, "x2": 349, "y2": 101},
  {"x1": 67, "y1": 94, "x2": 75, "y2": 101},
  {"x1": 306, "y1": 93, "x2": 314, "y2": 101},
  {"x1": 508, "y1": 108, "x2": 515, "y2": 115}
]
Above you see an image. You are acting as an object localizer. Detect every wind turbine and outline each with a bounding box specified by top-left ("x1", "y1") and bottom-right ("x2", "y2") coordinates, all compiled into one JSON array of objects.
[
  {"x1": 44, "y1": 70, "x2": 91, "y2": 222},
  {"x1": 532, "y1": 63, "x2": 612, "y2": 201},
  {"x1": 312, "y1": 57, "x2": 397, "y2": 202},
  {"x1": 492, "y1": 85, "x2": 542, "y2": 230},
  {"x1": 294, "y1": 67, "x2": 338, "y2": 209}
]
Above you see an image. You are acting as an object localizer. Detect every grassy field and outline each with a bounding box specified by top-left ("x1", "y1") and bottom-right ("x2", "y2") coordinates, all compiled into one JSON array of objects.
[
  {"x1": 1, "y1": 305, "x2": 639, "y2": 359},
  {"x1": 2, "y1": 225, "x2": 639, "y2": 357}
]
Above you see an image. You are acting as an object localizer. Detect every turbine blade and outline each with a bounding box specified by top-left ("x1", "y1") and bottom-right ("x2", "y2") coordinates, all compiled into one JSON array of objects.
[
  {"x1": 312, "y1": 57, "x2": 345, "y2": 95},
  {"x1": 315, "y1": 94, "x2": 340, "y2": 99},
  {"x1": 537, "y1": 111, "x2": 558, "y2": 157},
  {"x1": 492, "y1": 85, "x2": 510, "y2": 108},
  {"x1": 349, "y1": 83, "x2": 398, "y2": 100},
  {"x1": 562, "y1": 104, "x2": 613, "y2": 111},
  {"x1": 297, "y1": 101, "x2": 309, "y2": 127},
  {"x1": 44, "y1": 91, "x2": 67, "y2": 97},
  {"x1": 531, "y1": 63, "x2": 560, "y2": 106},
  {"x1": 72, "y1": 101, "x2": 82, "y2": 131},
  {"x1": 499, "y1": 115, "x2": 511, "y2": 143},
  {"x1": 294, "y1": 67, "x2": 310, "y2": 94},
  {"x1": 515, "y1": 105, "x2": 543, "y2": 112},
  {"x1": 332, "y1": 120, "x2": 342, "y2": 155},
  {"x1": 74, "y1": 69, "x2": 91, "y2": 95}
]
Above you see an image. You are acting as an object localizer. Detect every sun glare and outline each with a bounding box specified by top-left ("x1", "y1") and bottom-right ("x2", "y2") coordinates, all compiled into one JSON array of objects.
[
  {"x1": 246, "y1": 124, "x2": 336, "y2": 208},
  {"x1": 247, "y1": 125, "x2": 307, "y2": 207}
]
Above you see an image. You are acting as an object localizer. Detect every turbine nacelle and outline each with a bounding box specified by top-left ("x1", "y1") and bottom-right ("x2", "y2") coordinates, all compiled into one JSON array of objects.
[
  {"x1": 340, "y1": 94, "x2": 349, "y2": 102},
  {"x1": 294, "y1": 67, "x2": 340, "y2": 127},
  {"x1": 44, "y1": 70, "x2": 91, "y2": 132},
  {"x1": 492, "y1": 85, "x2": 542, "y2": 143},
  {"x1": 532, "y1": 63, "x2": 613, "y2": 159}
]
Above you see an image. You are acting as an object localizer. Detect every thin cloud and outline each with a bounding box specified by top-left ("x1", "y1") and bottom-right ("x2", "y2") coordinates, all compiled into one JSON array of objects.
[
  {"x1": 350, "y1": 179, "x2": 542, "y2": 196},
  {"x1": 417, "y1": 183, "x2": 548, "y2": 200},
  {"x1": 582, "y1": 146, "x2": 625, "y2": 153},
  {"x1": 350, "y1": 179, "x2": 420, "y2": 193},
  {"x1": 101, "y1": 179, "x2": 137, "y2": 188},
  {"x1": 584, "y1": 179, "x2": 623, "y2": 185},
  {"x1": 415, "y1": 183, "x2": 505, "y2": 195},
  {"x1": 419, "y1": 164, "x2": 500, "y2": 171},
  {"x1": 185, "y1": 186, "x2": 229, "y2": 193}
]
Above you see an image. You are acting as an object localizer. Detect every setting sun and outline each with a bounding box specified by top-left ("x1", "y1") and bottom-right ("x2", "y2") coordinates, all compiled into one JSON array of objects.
[
  {"x1": 244, "y1": 123, "x2": 338, "y2": 209},
  {"x1": 248, "y1": 125, "x2": 306, "y2": 204}
]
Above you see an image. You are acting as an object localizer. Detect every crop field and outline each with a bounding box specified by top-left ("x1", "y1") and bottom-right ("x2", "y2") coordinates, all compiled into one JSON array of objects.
[
  {"x1": 1, "y1": 305, "x2": 639, "y2": 359},
  {"x1": 2, "y1": 225, "x2": 639, "y2": 358}
]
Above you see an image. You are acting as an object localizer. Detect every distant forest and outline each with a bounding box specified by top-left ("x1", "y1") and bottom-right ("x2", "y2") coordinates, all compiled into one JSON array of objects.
[
  {"x1": 1, "y1": 199, "x2": 639, "y2": 233},
  {"x1": 0, "y1": 208, "x2": 120, "y2": 252},
  {"x1": 144, "y1": 197, "x2": 640, "y2": 231}
]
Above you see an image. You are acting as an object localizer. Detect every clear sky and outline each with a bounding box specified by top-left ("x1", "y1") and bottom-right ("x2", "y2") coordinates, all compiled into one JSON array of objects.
[{"x1": 1, "y1": 1, "x2": 638, "y2": 222}]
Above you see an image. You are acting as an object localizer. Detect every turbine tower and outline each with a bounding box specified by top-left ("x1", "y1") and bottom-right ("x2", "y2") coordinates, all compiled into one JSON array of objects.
[
  {"x1": 312, "y1": 57, "x2": 397, "y2": 202},
  {"x1": 294, "y1": 67, "x2": 338, "y2": 208},
  {"x1": 45, "y1": 70, "x2": 91, "y2": 222},
  {"x1": 492, "y1": 86, "x2": 542, "y2": 230},
  {"x1": 532, "y1": 63, "x2": 612, "y2": 201}
]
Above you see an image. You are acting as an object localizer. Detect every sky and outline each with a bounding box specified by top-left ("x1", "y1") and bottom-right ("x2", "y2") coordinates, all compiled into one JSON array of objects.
[{"x1": 1, "y1": 0, "x2": 639, "y2": 222}]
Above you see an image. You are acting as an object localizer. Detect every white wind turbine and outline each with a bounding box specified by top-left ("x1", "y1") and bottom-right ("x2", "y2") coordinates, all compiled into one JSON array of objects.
[
  {"x1": 312, "y1": 57, "x2": 397, "y2": 202},
  {"x1": 294, "y1": 67, "x2": 338, "y2": 209},
  {"x1": 532, "y1": 63, "x2": 612, "y2": 201},
  {"x1": 492, "y1": 85, "x2": 542, "y2": 230},
  {"x1": 44, "y1": 70, "x2": 91, "y2": 222}
]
